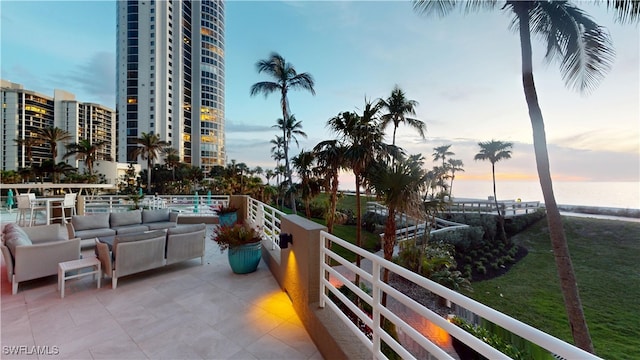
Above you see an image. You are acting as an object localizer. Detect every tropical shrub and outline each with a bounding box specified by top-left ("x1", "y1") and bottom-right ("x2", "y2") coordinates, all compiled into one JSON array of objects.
[
  {"x1": 431, "y1": 226, "x2": 484, "y2": 253},
  {"x1": 451, "y1": 316, "x2": 527, "y2": 360},
  {"x1": 394, "y1": 241, "x2": 472, "y2": 292}
]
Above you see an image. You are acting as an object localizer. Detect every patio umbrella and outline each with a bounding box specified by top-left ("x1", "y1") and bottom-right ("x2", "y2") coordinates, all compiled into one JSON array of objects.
[
  {"x1": 207, "y1": 190, "x2": 212, "y2": 205},
  {"x1": 6, "y1": 189, "x2": 14, "y2": 212},
  {"x1": 194, "y1": 191, "x2": 199, "y2": 213}
]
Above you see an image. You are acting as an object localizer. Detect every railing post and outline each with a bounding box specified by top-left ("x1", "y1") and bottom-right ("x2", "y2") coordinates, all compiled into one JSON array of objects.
[{"x1": 371, "y1": 260, "x2": 381, "y2": 356}]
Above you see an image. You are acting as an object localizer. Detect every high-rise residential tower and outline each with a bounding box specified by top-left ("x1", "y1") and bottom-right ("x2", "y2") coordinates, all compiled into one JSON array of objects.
[
  {"x1": 116, "y1": 0, "x2": 225, "y2": 173},
  {"x1": 1, "y1": 80, "x2": 115, "y2": 173}
]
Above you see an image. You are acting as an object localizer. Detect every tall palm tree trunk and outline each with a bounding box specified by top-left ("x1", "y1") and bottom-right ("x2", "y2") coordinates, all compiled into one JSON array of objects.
[
  {"x1": 492, "y1": 163, "x2": 507, "y2": 242},
  {"x1": 147, "y1": 159, "x2": 152, "y2": 193},
  {"x1": 354, "y1": 174, "x2": 363, "y2": 287},
  {"x1": 391, "y1": 124, "x2": 398, "y2": 146},
  {"x1": 449, "y1": 175, "x2": 455, "y2": 198},
  {"x1": 381, "y1": 206, "x2": 396, "y2": 308},
  {"x1": 517, "y1": 8, "x2": 593, "y2": 352},
  {"x1": 491, "y1": 163, "x2": 500, "y2": 216},
  {"x1": 327, "y1": 171, "x2": 339, "y2": 234},
  {"x1": 281, "y1": 93, "x2": 297, "y2": 214},
  {"x1": 283, "y1": 128, "x2": 297, "y2": 214}
]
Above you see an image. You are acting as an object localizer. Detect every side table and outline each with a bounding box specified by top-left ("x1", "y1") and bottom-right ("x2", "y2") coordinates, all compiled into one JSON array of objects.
[{"x1": 58, "y1": 257, "x2": 101, "y2": 298}]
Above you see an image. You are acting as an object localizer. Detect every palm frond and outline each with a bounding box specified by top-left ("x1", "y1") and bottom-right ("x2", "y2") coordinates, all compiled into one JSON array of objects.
[
  {"x1": 413, "y1": 0, "x2": 497, "y2": 17},
  {"x1": 529, "y1": 1, "x2": 615, "y2": 94},
  {"x1": 250, "y1": 81, "x2": 281, "y2": 97},
  {"x1": 607, "y1": 0, "x2": 640, "y2": 23},
  {"x1": 413, "y1": 0, "x2": 459, "y2": 17},
  {"x1": 289, "y1": 73, "x2": 316, "y2": 95}
]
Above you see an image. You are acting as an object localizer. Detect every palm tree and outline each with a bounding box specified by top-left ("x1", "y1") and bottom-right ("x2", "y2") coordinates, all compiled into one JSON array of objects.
[
  {"x1": 236, "y1": 162, "x2": 249, "y2": 194},
  {"x1": 130, "y1": 132, "x2": 169, "y2": 192},
  {"x1": 64, "y1": 139, "x2": 107, "y2": 176},
  {"x1": 367, "y1": 154, "x2": 427, "y2": 306},
  {"x1": 250, "y1": 52, "x2": 316, "y2": 214},
  {"x1": 413, "y1": 1, "x2": 622, "y2": 351},
  {"x1": 379, "y1": 85, "x2": 425, "y2": 146},
  {"x1": 292, "y1": 150, "x2": 319, "y2": 218},
  {"x1": 163, "y1": 147, "x2": 180, "y2": 181},
  {"x1": 313, "y1": 140, "x2": 345, "y2": 233},
  {"x1": 51, "y1": 161, "x2": 76, "y2": 183},
  {"x1": 433, "y1": 145, "x2": 455, "y2": 194},
  {"x1": 253, "y1": 166, "x2": 264, "y2": 179},
  {"x1": 270, "y1": 135, "x2": 285, "y2": 184},
  {"x1": 447, "y1": 158, "x2": 465, "y2": 198},
  {"x1": 474, "y1": 140, "x2": 513, "y2": 218},
  {"x1": 14, "y1": 136, "x2": 40, "y2": 168},
  {"x1": 327, "y1": 101, "x2": 387, "y2": 279},
  {"x1": 34, "y1": 126, "x2": 72, "y2": 163},
  {"x1": 273, "y1": 114, "x2": 307, "y2": 204},
  {"x1": 265, "y1": 169, "x2": 275, "y2": 186},
  {"x1": 273, "y1": 115, "x2": 307, "y2": 150},
  {"x1": 432, "y1": 145, "x2": 454, "y2": 168}
]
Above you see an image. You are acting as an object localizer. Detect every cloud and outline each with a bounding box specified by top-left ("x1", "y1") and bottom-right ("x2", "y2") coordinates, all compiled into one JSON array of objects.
[
  {"x1": 226, "y1": 137, "x2": 272, "y2": 150},
  {"x1": 438, "y1": 86, "x2": 493, "y2": 102},
  {"x1": 225, "y1": 121, "x2": 273, "y2": 133},
  {"x1": 552, "y1": 129, "x2": 640, "y2": 154},
  {"x1": 66, "y1": 52, "x2": 116, "y2": 106}
]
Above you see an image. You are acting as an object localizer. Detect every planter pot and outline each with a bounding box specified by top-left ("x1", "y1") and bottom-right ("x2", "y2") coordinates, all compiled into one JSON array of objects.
[
  {"x1": 219, "y1": 211, "x2": 238, "y2": 227},
  {"x1": 228, "y1": 242, "x2": 262, "y2": 274}
]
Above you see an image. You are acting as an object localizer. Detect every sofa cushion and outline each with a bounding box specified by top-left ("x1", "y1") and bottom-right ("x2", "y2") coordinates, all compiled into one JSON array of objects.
[
  {"x1": 110, "y1": 210, "x2": 142, "y2": 227},
  {"x1": 113, "y1": 225, "x2": 150, "y2": 235},
  {"x1": 167, "y1": 223, "x2": 206, "y2": 235},
  {"x1": 74, "y1": 228, "x2": 116, "y2": 240},
  {"x1": 146, "y1": 222, "x2": 177, "y2": 231},
  {"x1": 23, "y1": 224, "x2": 68, "y2": 244},
  {"x1": 142, "y1": 209, "x2": 170, "y2": 224},
  {"x1": 113, "y1": 230, "x2": 166, "y2": 259},
  {"x1": 3, "y1": 224, "x2": 32, "y2": 258},
  {"x1": 72, "y1": 213, "x2": 110, "y2": 231}
]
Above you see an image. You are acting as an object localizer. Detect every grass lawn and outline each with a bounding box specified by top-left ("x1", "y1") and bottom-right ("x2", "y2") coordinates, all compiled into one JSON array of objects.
[{"x1": 462, "y1": 216, "x2": 640, "y2": 360}]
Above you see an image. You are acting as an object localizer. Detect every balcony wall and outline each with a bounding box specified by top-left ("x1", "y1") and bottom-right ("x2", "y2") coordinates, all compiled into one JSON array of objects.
[{"x1": 260, "y1": 213, "x2": 370, "y2": 359}]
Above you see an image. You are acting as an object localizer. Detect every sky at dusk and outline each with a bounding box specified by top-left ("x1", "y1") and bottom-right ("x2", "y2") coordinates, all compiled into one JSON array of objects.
[{"x1": 1, "y1": 0, "x2": 638, "y2": 189}]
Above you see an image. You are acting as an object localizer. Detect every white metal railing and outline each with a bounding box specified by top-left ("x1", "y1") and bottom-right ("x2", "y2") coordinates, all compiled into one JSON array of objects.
[
  {"x1": 367, "y1": 202, "x2": 469, "y2": 243},
  {"x1": 161, "y1": 194, "x2": 228, "y2": 215},
  {"x1": 319, "y1": 230, "x2": 601, "y2": 360},
  {"x1": 247, "y1": 197, "x2": 286, "y2": 249},
  {"x1": 82, "y1": 194, "x2": 229, "y2": 214},
  {"x1": 448, "y1": 199, "x2": 541, "y2": 217},
  {"x1": 393, "y1": 218, "x2": 470, "y2": 243}
]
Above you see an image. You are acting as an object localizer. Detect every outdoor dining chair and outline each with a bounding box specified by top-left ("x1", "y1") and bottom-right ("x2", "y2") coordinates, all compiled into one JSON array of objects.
[
  {"x1": 15, "y1": 194, "x2": 46, "y2": 227},
  {"x1": 50, "y1": 193, "x2": 77, "y2": 224}
]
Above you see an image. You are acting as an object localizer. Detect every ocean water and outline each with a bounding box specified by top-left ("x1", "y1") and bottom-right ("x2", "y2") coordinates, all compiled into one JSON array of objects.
[{"x1": 451, "y1": 181, "x2": 640, "y2": 210}]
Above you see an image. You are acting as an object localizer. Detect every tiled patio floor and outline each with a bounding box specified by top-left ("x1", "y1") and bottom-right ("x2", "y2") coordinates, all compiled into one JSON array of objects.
[{"x1": 1, "y1": 225, "x2": 322, "y2": 359}]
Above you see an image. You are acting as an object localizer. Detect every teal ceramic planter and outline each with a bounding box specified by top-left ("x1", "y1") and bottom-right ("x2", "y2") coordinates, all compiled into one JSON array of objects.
[
  {"x1": 228, "y1": 242, "x2": 262, "y2": 274},
  {"x1": 218, "y1": 211, "x2": 238, "y2": 226}
]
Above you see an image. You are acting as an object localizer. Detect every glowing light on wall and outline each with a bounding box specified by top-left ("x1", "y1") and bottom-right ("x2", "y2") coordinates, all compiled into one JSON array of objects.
[{"x1": 252, "y1": 289, "x2": 297, "y2": 321}]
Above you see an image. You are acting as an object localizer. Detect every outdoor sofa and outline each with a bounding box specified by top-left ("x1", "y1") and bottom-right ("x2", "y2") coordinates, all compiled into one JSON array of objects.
[
  {"x1": 67, "y1": 208, "x2": 179, "y2": 249},
  {"x1": 94, "y1": 223, "x2": 207, "y2": 289},
  {"x1": 1, "y1": 223, "x2": 81, "y2": 294}
]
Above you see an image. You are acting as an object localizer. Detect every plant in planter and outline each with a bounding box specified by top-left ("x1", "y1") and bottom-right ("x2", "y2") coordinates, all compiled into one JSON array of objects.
[
  {"x1": 214, "y1": 204, "x2": 239, "y2": 226},
  {"x1": 125, "y1": 193, "x2": 145, "y2": 210},
  {"x1": 212, "y1": 224, "x2": 262, "y2": 274}
]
